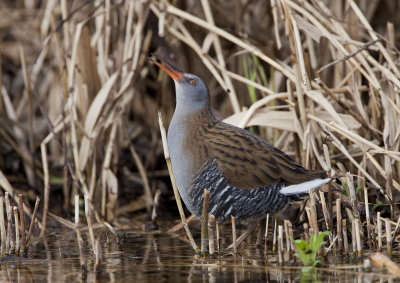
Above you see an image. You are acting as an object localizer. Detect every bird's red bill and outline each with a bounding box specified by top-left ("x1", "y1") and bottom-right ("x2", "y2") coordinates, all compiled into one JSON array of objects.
[{"x1": 150, "y1": 54, "x2": 183, "y2": 82}]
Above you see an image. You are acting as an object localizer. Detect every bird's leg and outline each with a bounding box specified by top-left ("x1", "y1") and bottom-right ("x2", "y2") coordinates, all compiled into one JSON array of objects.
[{"x1": 226, "y1": 222, "x2": 257, "y2": 250}]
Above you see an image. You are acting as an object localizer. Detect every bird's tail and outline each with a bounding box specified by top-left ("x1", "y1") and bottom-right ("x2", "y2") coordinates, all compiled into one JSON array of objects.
[{"x1": 279, "y1": 178, "x2": 331, "y2": 200}]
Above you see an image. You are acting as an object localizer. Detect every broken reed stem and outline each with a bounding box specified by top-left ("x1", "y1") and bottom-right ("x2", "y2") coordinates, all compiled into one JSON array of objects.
[
  {"x1": 0, "y1": 196, "x2": 5, "y2": 256},
  {"x1": 273, "y1": 218, "x2": 277, "y2": 253},
  {"x1": 287, "y1": 221, "x2": 295, "y2": 259},
  {"x1": 158, "y1": 112, "x2": 198, "y2": 252},
  {"x1": 129, "y1": 145, "x2": 153, "y2": 213},
  {"x1": 94, "y1": 239, "x2": 102, "y2": 272},
  {"x1": 5, "y1": 192, "x2": 13, "y2": 254},
  {"x1": 370, "y1": 252, "x2": 400, "y2": 276},
  {"x1": 208, "y1": 214, "x2": 215, "y2": 255},
  {"x1": 278, "y1": 225, "x2": 283, "y2": 264},
  {"x1": 351, "y1": 221, "x2": 356, "y2": 254},
  {"x1": 303, "y1": 222, "x2": 309, "y2": 243},
  {"x1": 24, "y1": 197, "x2": 40, "y2": 253},
  {"x1": 355, "y1": 218, "x2": 362, "y2": 257},
  {"x1": 256, "y1": 219, "x2": 265, "y2": 247},
  {"x1": 75, "y1": 195, "x2": 86, "y2": 272},
  {"x1": 84, "y1": 195, "x2": 95, "y2": 251},
  {"x1": 231, "y1": 216, "x2": 237, "y2": 256},
  {"x1": 323, "y1": 144, "x2": 333, "y2": 240},
  {"x1": 18, "y1": 194, "x2": 25, "y2": 251},
  {"x1": 216, "y1": 223, "x2": 220, "y2": 252},
  {"x1": 342, "y1": 219, "x2": 348, "y2": 254},
  {"x1": 305, "y1": 207, "x2": 318, "y2": 234},
  {"x1": 377, "y1": 212, "x2": 382, "y2": 251},
  {"x1": 336, "y1": 198, "x2": 343, "y2": 253},
  {"x1": 13, "y1": 207, "x2": 19, "y2": 256},
  {"x1": 40, "y1": 143, "x2": 50, "y2": 237},
  {"x1": 308, "y1": 193, "x2": 319, "y2": 233},
  {"x1": 319, "y1": 191, "x2": 332, "y2": 246},
  {"x1": 364, "y1": 187, "x2": 372, "y2": 250},
  {"x1": 151, "y1": 190, "x2": 161, "y2": 223},
  {"x1": 284, "y1": 220, "x2": 290, "y2": 253},
  {"x1": 201, "y1": 189, "x2": 210, "y2": 254},
  {"x1": 346, "y1": 173, "x2": 359, "y2": 218},
  {"x1": 385, "y1": 218, "x2": 392, "y2": 256},
  {"x1": 264, "y1": 214, "x2": 269, "y2": 253}
]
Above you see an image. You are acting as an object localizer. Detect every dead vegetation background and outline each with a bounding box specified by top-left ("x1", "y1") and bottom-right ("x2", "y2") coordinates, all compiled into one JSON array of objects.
[{"x1": 0, "y1": 0, "x2": 399, "y2": 249}]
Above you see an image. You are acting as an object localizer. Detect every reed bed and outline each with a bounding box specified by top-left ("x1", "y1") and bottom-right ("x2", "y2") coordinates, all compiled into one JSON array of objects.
[{"x1": 0, "y1": 0, "x2": 399, "y2": 274}]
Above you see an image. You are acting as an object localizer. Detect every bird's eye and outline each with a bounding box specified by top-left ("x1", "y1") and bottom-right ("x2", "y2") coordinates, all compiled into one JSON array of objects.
[{"x1": 189, "y1": 79, "x2": 196, "y2": 85}]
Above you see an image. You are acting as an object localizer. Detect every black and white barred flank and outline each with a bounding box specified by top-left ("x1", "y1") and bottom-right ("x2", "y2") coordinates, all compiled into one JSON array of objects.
[{"x1": 188, "y1": 160, "x2": 293, "y2": 223}]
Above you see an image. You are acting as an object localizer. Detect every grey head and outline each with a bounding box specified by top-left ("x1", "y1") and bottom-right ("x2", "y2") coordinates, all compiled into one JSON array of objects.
[{"x1": 150, "y1": 54, "x2": 210, "y2": 113}]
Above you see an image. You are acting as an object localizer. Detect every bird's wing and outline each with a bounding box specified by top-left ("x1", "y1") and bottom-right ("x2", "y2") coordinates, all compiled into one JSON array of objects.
[{"x1": 205, "y1": 121, "x2": 326, "y2": 190}]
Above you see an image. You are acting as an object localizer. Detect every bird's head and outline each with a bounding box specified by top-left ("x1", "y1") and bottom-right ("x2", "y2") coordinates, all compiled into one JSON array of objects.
[{"x1": 150, "y1": 54, "x2": 210, "y2": 112}]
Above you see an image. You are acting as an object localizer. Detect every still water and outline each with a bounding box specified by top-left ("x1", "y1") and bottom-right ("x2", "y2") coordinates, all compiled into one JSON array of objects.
[{"x1": 0, "y1": 219, "x2": 397, "y2": 282}]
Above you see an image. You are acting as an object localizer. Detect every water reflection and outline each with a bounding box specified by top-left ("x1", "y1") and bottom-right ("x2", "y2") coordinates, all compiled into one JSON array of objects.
[{"x1": 0, "y1": 222, "x2": 398, "y2": 282}]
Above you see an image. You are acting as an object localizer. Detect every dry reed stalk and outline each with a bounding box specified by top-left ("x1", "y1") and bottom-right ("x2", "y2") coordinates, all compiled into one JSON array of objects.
[
  {"x1": 18, "y1": 46, "x2": 36, "y2": 189},
  {"x1": 351, "y1": 221, "x2": 356, "y2": 254},
  {"x1": 84, "y1": 195, "x2": 95, "y2": 251},
  {"x1": 75, "y1": 195, "x2": 86, "y2": 272},
  {"x1": 385, "y1": 218, "x2": 392, "y2": 256},
  {"x1": 227, "y1": 223, "x2": 257, "y2": 249},
  {"x1": 158, "y1": 112, "x2": 198, "y2": 252},
  {"x1": 377, "y1": 212, "x2": 382, "y2": 251},
  {"x1": 363, "y1": 187, "x2": 372, "y2": 250},
  {"x1": 336, "y1": 198, "x2": 343, "y2": 253},
  {"x1": 283, "y1": 220, "x2": 290, "y2": 253},
  {"x1": 151, "y1": 190, "x2": 161, "y2": 223},
  {"x1": 264, "y1": 214, "x2": 270, "y2": 253},
  {"x1": 231, "y1": 216, "x2": 237, "y2": 256},
  {"x1": 5, "y1": 193, "x2": 13, "y2": 254},
  {"x1": 323, "y1": 144, "x2": 333, "y2": 233},
  {"x1": 130, "y1": 145, "x2": 153, "y2": 214},
  {"x1": 355, "y1": 218, "x2": 362, "y2": 257},
  {"x1": 305, "y1": 206, "x2": 318, "y2": 234},
  {"x1": 346, "y1": 173, "x2": 359, "y2": 218},
  {"x1": 0, "y1": 197, "x2": 5, "y2": 256},
  {"x1": 208, "y1": 214, "x2": 215, "y2": 255},
  {"x1": 13, "y1": 207, "x2": 19, "y2": 256},
  {"x1": 24, "y1": 197, "x2": 40, "y2": 253},
  {"x1": 303, "y1": 222, "x2": 309, "y2": 243},
  {"x1": 277, "y1": 225, "x2": 283, "y2": 264},
  {"x1": 40, "y1": 143, "x2": 50, "y2": 236},
  {"x1": 216, "y1": 223, "x2": 220, "y2": 252},
  {"x1": 273, "y1": 218, "x2": 277, "y2": 253},
  {"x1": 94, "y1": 239, "x2": 102, "y2": 272},
  {"x1": 342, "y1": 219, "x2": 349, "y2": 254},
  {"x1": 370, "y1": 252, "x2": 400, "y2": 276},
  {"x1": 200, "y1": 0, "x2": 240, "y2": 113},
  {"x1": 256, "y1": 219, "x2": 265, "y2": 247},
  {"x1": 103, "y1": 222, "x2": 119, "y2": 243},
  {"x1": 101, "y1": 123, "x2": 118, "y2": 219},
  {"x1": 163, "y1": 4, "x2": 295, "y2": 81},
  {"x1": 287, "y1": 221, "x2": 295, "y2": 260},
  {"x1": 283, "y1": 2, "x2": 307, "y2": 131},
  {"x1": 271, "y1": 0, "x2": 282, "y2": 49},
  {"x1": 1, "y1": 91, "x2": 34, "y2": 188},
  {"x1": 18, "y1": 195, "x2": 25, "y2": 252},
  {"x1": 201, "y1": 189, "x2": 210, "y2": 254},
  {"x1": 319, "y1": 191, "x2": 332, "y2": 243}
]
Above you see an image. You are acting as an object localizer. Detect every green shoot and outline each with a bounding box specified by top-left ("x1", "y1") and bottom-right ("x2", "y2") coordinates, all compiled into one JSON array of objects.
[
  {"x1": 341, "y1": 182, "x2": 362, "y2": 197},
  {"x1": 371, "y1": 201, "x2": 383, "y2": 212},
  {"x1": 293, "y1": 231, "x2": 330, "y2": 267}
]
